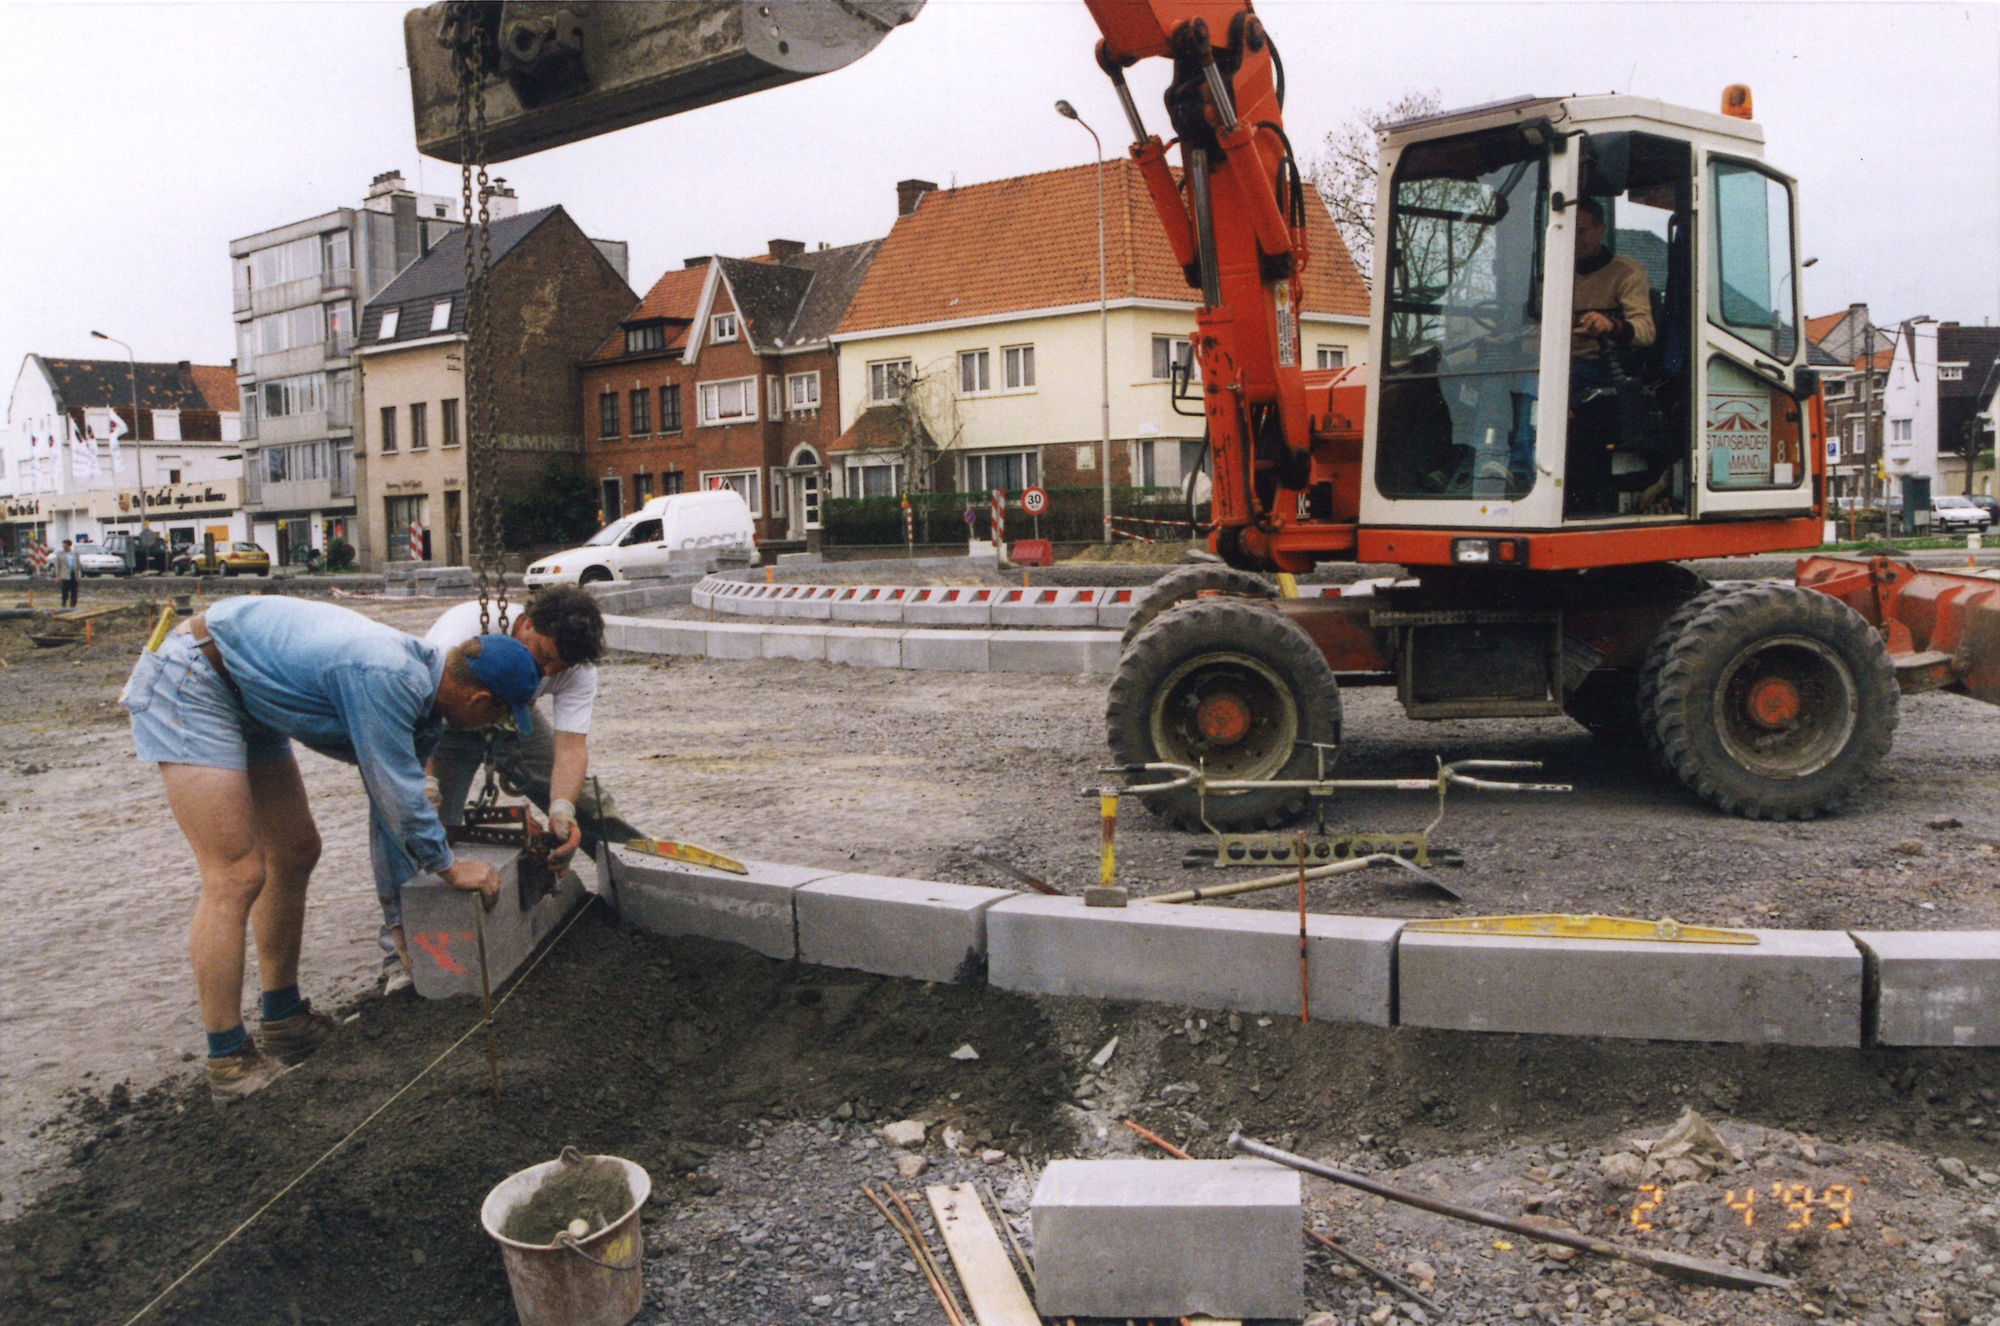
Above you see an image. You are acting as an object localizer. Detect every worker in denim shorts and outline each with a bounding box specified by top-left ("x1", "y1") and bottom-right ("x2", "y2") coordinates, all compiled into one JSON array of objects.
[{"x1": 120, "y1": 595, "x2": 536, "y2": 1104}]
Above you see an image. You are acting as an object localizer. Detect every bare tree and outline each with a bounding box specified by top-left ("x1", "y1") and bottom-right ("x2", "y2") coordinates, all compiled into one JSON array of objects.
[
  {"x1": 889, "y1": 358, "x2": 964, "y2": 492},
  {"x1": 1310, "y1": 88, "x2": 1442, "y2": 283}
]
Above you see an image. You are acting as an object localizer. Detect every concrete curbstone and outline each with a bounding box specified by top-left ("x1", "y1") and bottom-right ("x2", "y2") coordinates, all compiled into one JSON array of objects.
[
  {"x1": 705, "y1": 622, "x2": 764, "y2": 660},
  {"x1": 1397, "y1": 928, "x2": 1865, "y2": 1045},
  {"x1": 399, "y1": 844, "x2": 585, "y2": 1000},
  {"x1": 1095, "y1": 587, "x2": 1140, "y2": 629},
  {"x1": 795, "y1": 873, "x2": 1012, "y2": 983},
  {"x1": 987, "y1": 895, "x2": 1400, "y2": 1023},
  {"x1": 759, "y1": 624, "x2": 828, "y2": 662},
  {"x1": 1031, "y1": 1158, "x2": 1302, "y2": 1320},
  {"x1": 604, "y1": 616, "x2": 709, "y2": 657},
  {"x1": 904, "y1": 586, "x2": 995, "y2": 627},
  {"x1": 1853, "y1": 931, "x2": 2000, "y2": 1046},
  {"x1": 988, "y1": 630, "x2": 1122, "y2": 675},
  {"x1": 900, "y1": 629, "x2": 990, "y2": 671},
  {"x1": 823, "y1": 626, "x2": 905, "y2": 669},
  {"x1": 608, "y1": 850, "x2": 839, "y2": 959},
  {"x1": 832, "y1": 586, "x2": 911, "y2": 623}
]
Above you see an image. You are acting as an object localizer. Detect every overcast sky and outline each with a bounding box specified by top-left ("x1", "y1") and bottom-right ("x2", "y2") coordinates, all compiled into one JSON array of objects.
[{"x1": 4, "y1": 1, "x2": 1995, "y2": 388}]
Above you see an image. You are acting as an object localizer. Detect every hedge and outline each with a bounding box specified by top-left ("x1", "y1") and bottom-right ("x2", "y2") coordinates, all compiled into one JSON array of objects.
[{"x1": 820, "y1": 486, "x2": 1191, "y2": 546}]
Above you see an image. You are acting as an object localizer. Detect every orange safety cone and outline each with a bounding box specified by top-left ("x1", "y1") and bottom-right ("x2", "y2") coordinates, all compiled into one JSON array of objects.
[{"x1": 85, "y1": 619, "x2": 93, "y2": 644}]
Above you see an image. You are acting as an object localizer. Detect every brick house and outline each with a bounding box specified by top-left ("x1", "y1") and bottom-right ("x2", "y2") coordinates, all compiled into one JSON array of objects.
[
  {"x1": 828, "y1": 164, "x2": 1370, "y2": 502},
  {"x1": 1807, "y1": 304, "x2": 1895, "y2": 505},
  {"x1": 355, "y1": 205, "x2": 634, "y2": 568},
  {"x1": 580, "y1": 238, "x2": 881, "y2": 546}
]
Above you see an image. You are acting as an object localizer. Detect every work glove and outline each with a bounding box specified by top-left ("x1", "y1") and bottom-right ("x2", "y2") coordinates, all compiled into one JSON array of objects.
[
  {"x1": 423, "y1": 774, "x2": 442, "y2": 809},
  {"x1": 547, "y1": 799, "x2": 582, "y2": 870}
]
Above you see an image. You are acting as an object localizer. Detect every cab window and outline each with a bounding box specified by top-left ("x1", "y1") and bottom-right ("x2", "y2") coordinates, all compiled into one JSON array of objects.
[
  {"x1": 620, "y1": 518, "x2": 663, "y2": 545},
  {"x1": 1707, "y1": 160, "x2": 1798, "y2": 359}
]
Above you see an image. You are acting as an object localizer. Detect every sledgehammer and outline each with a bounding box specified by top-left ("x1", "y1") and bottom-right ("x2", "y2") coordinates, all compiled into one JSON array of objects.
[{"x1": 1228, "y1": 1133, "x2": 1792, "y2": 1293}]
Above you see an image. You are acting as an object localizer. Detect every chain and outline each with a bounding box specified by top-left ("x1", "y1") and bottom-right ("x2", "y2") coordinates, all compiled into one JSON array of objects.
[{"x1": 446, "y1": 3, "x2": 508, "y2": 637}]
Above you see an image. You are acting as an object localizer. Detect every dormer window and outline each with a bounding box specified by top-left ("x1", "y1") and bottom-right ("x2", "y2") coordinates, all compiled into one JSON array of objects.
[
  {"x1": 377, "y1": 308, "x2": 400, "y2": 340},
  {"x1": 625, "y1": 322, "x2": 667, "y2": 355},
  {"x1": 710, "y1": 312, "x2": 739, "y2": 343},
  {"x1": 429, "y1": 299, "x2": 452, "y2": 333}
]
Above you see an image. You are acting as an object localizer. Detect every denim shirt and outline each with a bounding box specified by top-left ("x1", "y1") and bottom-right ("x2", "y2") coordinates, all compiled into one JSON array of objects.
[{"x1": 203, "y1": 596, "x2": 452, "y2": 882}]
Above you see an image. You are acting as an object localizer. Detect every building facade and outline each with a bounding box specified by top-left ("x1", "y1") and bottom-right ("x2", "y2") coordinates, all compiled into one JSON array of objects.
[
  {"x1": 3, "y1": 355, "x2": 241, "y2": 555},
  {"x1": 580, "y1": 238, "x2": 880, "y2": 546},
  {"x1": 231, "y1": 170, "x2": 476, "y2": 566},
  {"x1": 829, "y1": 166, "x2": 1370, "y2": 503},
  {"x1": 356, "y1": 205, "x2": 634, "y2": 569}
]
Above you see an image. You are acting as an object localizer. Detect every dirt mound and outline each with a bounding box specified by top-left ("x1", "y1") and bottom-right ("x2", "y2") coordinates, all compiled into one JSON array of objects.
[
  {"x1": 1061, "y1": 539, "x2": 1198, "y2": 565},
  {"x1": 0, "y1": 911, "x2": 1068, "y2": 1325}
]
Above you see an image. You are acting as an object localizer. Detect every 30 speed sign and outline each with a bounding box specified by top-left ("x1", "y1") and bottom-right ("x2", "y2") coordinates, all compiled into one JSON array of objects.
[{"x1": 1021, "y1": 486, "x2": 1049, "y2": 516}]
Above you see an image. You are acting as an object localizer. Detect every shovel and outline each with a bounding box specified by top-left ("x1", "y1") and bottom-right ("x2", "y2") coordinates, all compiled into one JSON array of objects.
[{"x1": 1228, "y1": 1133, "x2": 1791, "y2": 1293}]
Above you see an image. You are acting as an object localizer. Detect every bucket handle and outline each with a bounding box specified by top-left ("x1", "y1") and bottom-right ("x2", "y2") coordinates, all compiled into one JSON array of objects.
[{"x1": 558, "y1": 1233, "x2": 640, "y2": 1272}]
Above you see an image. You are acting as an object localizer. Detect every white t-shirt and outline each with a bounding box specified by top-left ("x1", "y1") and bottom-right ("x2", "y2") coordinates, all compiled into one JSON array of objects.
[{"x1": 424, "y1": 599, "x2": 598, "y2": 734}]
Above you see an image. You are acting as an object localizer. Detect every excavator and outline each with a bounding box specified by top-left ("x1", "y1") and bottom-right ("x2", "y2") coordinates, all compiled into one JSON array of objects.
[{"x1": 406, "y1": 0, "x2": 2000, "y2": 830}]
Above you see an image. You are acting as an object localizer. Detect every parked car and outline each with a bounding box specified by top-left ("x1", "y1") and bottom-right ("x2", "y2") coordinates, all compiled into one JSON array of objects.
[
  {"x1": 1967, "y1": 494, "x2": 2000, "y2": 527},
  {"x1": 1931, "y1": 495, "x2": 1992, "y2": 532},
  {"x1": 173, "y1": 541, "x2": 272, "y2": 576},
  {"x1": 76, "y1": 544, "x2": 130, "y2": 576},
  {"x1": 524, "y1": 491, "x2": 758, "y2": 586}
]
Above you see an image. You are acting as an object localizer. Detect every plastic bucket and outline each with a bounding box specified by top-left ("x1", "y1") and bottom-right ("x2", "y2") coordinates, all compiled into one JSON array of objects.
[{"x1": 480, "y1": 1150, "x2": 650, "y2": 1326}]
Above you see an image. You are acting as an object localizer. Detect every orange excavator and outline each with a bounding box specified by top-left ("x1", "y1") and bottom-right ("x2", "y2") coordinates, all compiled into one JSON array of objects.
[{"x1": 407, "y1": 1, "x2": 1999, "y2": 827}]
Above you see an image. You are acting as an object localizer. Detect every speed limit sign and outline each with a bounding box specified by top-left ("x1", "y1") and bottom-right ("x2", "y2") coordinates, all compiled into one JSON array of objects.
[{"x1": 1021, "y1": 486, "x2": 1049, "y2": 516}]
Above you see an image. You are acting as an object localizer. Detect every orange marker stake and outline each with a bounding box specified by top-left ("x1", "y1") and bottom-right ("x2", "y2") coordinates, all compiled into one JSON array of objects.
[{"x1": 1099, "y1": 794, "x2": 1118, "y2": 887}]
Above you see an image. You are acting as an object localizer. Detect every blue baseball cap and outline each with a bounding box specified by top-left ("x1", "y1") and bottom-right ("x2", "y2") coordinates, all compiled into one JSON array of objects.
[{"x1": 467, "y1": 633, "x2": 539, "y2": 734}]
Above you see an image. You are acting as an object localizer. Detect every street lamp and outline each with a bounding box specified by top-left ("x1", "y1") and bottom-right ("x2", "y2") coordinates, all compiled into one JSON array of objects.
[
  {"x1": 1057, "y1": 99, "x2": 1113, "y2": 544},
  {"x1": 90, "y1": 330, "x2": 146, "y2": 540}
]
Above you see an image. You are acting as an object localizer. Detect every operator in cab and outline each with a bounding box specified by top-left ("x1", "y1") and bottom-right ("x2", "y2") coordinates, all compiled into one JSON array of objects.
[{"x1": 1567, "y1": 197, "x2": 1662, "y2": 514}]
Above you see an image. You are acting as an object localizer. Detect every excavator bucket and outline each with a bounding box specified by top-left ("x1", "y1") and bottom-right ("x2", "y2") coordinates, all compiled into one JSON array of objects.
[
  {"x1": 1798, "y1": 555, "x2": 2000, "y2": 706},
  {"x1": 406, "y1": 1, "x2": 924, "y2": 163}
]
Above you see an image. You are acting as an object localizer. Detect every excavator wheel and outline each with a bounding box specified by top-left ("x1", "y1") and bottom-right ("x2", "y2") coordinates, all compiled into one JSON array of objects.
[
  {"x1": 1639, "y1": 582, "x2": 1898, "y2": 819},
  {"x1": 1107, "y1": 596, "x2": 1341, "y2": 831},
  {"x1": 1119, "y1": 563, "x2": 1278, "y2": 652}
]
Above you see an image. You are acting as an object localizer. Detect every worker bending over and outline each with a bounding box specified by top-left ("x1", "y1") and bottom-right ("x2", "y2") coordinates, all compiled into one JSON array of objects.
[{"x1": 121, "y1": 595, "x2": 538, "y2": 1103}]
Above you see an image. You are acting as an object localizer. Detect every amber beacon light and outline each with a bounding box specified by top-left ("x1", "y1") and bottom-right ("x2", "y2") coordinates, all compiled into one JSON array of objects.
[{"x1": 1721, "y1": 84, "x2": 1754, "y2": 119}]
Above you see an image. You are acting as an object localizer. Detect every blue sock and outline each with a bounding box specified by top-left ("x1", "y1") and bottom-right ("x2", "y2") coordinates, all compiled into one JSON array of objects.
[
  {"x1": 207, "y1": 1025, "x2": 247, "y2": 1059},
  {"x1": 261, "y1": 985, "x2": 304, "y2": 1022}
]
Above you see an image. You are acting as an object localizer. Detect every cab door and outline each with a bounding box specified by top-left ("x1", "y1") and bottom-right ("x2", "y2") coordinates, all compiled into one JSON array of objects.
[{"x1": 1691, "y1": 154, "x2": 1815, "y2": 517}]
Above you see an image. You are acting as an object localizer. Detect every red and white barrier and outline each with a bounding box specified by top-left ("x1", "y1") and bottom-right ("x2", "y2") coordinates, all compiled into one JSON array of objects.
[{"x1": 407, "y1": 522, "x2": 423, "y2": 563}]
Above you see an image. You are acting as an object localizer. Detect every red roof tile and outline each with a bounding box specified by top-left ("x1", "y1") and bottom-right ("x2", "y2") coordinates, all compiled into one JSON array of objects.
[
  {"x1": 590, "y1": 264, "x2": 708, "y2": 360},
  {"x1": 1805, "y1": 311, "x2": 1847, "y2": 345},
  {"x1": 837, "y1": 160, "x2": 1367, "y2": 335},
  {"x1": 189, "y1": 364, "x2": 239, "y2": 414}
]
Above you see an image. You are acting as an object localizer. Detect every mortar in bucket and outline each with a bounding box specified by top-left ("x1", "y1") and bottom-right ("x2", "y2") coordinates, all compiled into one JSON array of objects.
[{"x1": 481, "y1": 1146, "x2": 650, "y2": 1326}]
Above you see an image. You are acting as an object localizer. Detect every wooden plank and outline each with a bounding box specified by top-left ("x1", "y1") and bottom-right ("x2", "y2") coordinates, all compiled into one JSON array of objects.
[{"x1": 924, "y1": 1183, "x2": 1040, "y2": 1326}]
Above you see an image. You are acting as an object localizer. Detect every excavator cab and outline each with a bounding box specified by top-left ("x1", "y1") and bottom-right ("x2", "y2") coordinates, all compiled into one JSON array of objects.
[{"x1": 1360, "y1": 96, "x2": 1815, "y2": 550}]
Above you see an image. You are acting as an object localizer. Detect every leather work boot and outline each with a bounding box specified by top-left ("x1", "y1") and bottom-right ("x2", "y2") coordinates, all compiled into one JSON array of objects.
[
  {"x1": 259, "y1": 1002, "x2": 340, "y2": 1066},
  {"x1": 208, "y1": 1041, "x2": 290, "y2": 1106}
]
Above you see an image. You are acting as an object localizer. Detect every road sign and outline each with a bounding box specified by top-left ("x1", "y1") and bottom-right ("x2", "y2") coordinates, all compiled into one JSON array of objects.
[{"x1": 1021, "y1": 486, "x2": 1049, "y2": 516}]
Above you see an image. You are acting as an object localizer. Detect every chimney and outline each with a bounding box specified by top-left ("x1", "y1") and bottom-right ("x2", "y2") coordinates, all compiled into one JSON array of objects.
[
  {"x1": 367, "y1": 169, "x2": 406, "y2": 200},
  {"x1": 482, "y1": 176, "x2": 519, "y2": 220},
  {"x1": 684, "y1": 255, "x2": 712, "y2": 269},
  {"x1": 767, "y1": 238, "x2": 806, "y2": 263},
  {"x1": 896, "y1": 178, "x2": 937, "y2": 217}
]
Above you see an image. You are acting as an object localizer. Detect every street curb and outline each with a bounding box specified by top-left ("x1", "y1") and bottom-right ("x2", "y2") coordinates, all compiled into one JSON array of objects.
[
  {"x1": 602, "y1": 612, "x2": 1125, "y2": 675},
  {"x1": 594, "y1": 850, "x2": 2000, "y2": 1049}
]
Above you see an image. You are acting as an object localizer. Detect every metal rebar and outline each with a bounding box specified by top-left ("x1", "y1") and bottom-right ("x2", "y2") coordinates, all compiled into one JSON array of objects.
[{"x1": 863, "y1": 1187, "x2": 964, "y2": 1326}]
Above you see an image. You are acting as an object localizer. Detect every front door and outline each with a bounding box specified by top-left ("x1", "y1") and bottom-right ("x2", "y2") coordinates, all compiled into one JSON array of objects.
[
  {"x1": 789, "y1": 469, "x2": 822, "y2": 535},
  {"x1": 599, "y1": 477, "x2": 623, "y2": 523},
  {"x1": 444, "y1": 489, "x2": 464, "y2": 565}
]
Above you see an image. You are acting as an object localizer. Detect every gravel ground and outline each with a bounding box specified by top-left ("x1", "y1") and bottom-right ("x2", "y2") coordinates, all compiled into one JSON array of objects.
[{"x1": 4, "y1": 564, "x2": 2000, "y2": 1326}]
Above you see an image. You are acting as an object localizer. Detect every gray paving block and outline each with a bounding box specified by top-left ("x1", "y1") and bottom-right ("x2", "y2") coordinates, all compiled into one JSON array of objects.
[
  {"x1": 831, "y1": 586, "x2": 911, "y2": 623},
  {"x1": 903, "y1": 586, "x2": 995, "y2": 627},
  {"x1": 989, "y1": 629, "x2": 1121, "y2": 675},
  {"x1": 1031, "y1": 1158, "x2": 1301, "y2": 1320},
  {"x1": 795, "y1": 873, "x2": 1012, "y2": 982},
  {"x1": 399, "y1": 844, "x2": 585, "y2": 1000},
  {"x1": 1854, "y1": 931, "x2": 2000, "y2": 1046},
  {"x1": 705, "y1": 623, "x2": 762, "y2": 659},
  {"x1": 1399, "y1": 928, "x2": 1864, "y2": 1046},
  {"x1": 824, "y1": 626, "x2": 904, "y2": 669},
  {"x1": 987, "y1": 895, "x2": 1399, "y2": 1023},
  {"x1": 608, "y1": 849, "x2": 837, "y2": 959},
  {"x1": 604, "y1": 617, "x2": 708, "y2": 657},
  {"x1": 900, "y1": 629, "x2": 990, "y2": 671},
  {"x1": 759, "y1": 624, "x2": 827, "y2": 662}
]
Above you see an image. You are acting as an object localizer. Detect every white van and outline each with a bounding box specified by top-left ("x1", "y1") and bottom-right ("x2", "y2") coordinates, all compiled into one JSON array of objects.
[{"x1": 523, "y1": 490, "x2": 758, "y2": 586}]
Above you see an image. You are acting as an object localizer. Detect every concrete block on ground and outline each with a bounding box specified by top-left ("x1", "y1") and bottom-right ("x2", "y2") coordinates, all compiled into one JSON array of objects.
[
  {"x1": 603, "y1": 616, "x2": 709, "y2": 657},
  {"x1": 831, "y1": 586, "x2": 910, "y2": 623},
  {"x1": 903, "y1": 586, "x2": 994, "y2": 627},
  {"x1": 1854, "y1": 931, "x2": 2000, "y2": 1046},
  {"x1": 1095, "y1": 587, "x2": 1139, "y2": 629},
  {"x1": 1398, "y1": 928, "x2": 1863, "y2": 1045},
  {"x1": 607, "y1": 849, "x2": 838, "y2": 959},
  {"x1": 992, "y1": 586, "x2": 1101, "y2": 628},
  {"x1": 759, "y1": 624, "x2": 827, "y2": 662},
  {"x1": 900, "y1": 629, "x2": 990, "y2": 671},
  {"x1": 1031, "y1": 1158, "x2": 1301, "y2": 1320},
  {"x1": 795, "y1": 873, "x2": 1012, "y2": 982},
  {"x1": 400, "y1": 844, "x2": 585, "y2": 1000},
  {"x1": 773, "y1": 586, "x2": 832, "y2": 620},
  {"x1": 987, "y1": 895, "x2": 1399, "y2": 1024},
  {"x1": 705, "y1": 623, "x2": 763, "y2": 660},
  {"x1": 823, "y1": 627, "x2": 904, "y2": 669},
  {"x1": 988, "y1": 629, "x2": 1121, "y2": 675}
]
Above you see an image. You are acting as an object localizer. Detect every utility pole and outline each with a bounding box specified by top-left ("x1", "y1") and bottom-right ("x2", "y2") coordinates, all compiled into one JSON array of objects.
[
  {"x1": 91, "y1": 331, "x2": 146, "y2": 545},
  {"x1": 1057, "y1": 99, "x2": 1113, "y2": 544}
]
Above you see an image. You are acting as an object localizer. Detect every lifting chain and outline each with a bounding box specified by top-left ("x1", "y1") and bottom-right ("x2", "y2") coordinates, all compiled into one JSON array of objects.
[{"x1": 444, "y1": 2, "x2": 509, "y2": 639}]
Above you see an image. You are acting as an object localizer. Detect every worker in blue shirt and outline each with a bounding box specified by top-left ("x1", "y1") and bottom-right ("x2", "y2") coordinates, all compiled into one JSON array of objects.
[{"x1": 120, "y1": 595, "x2": 542, "y2": 1104}]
